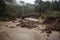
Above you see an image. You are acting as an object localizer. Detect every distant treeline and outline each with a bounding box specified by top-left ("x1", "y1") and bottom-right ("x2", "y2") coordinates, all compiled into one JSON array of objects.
[
  {"x1": 35, "y1": 0, "x2": 60, "y2": 17},
  {"x1": 0, "y1": 0, "x2": 35, "y2": 21}
]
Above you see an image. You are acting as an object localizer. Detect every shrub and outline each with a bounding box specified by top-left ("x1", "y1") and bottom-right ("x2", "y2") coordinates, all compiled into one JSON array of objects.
[{"x1": 48, "y1": 11, "x2": 60, "y2": 17}]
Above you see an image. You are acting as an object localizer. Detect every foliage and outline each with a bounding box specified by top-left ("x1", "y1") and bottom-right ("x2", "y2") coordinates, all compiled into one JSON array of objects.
[
  {"x1": 24, "y1": 4, "x2": 34, "y2": 14},
  {"x1": 52, "y1": 1, "x2": 60, "y2": 11},
  {"x1": 48, "y1": 11, "x2": 60, "y2": 17},
  {"x1": 35, "y1": 1, "x2": 51, "y2": 13},
  {"x1": 6, "y1": 5, "x2": 16, "y2": 20},
  {"x1": 0, "y1": 0, "x2": 16, "y2": 21},
  {"x1": 0, "y1": 0, "x2": 6, "y2": 18},
  {"x1": 0, "y1": 0, "x2": 35, "y2": 21},
  {"x1": 35, "y1": 0, "x2": 60, "y2": 17}
]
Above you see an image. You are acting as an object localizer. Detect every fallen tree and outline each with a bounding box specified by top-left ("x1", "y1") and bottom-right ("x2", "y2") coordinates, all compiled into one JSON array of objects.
[{"x1": 44, "y1": 16, "x2": 60, "y2": 32}]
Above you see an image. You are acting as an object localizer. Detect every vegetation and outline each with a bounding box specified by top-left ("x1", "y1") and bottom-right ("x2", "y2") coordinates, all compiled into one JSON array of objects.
[
  {"x1": 35, "y1": 0, "x2": 60, "y2": 32},
  {"x1": 6, "y1": 5, "x2": 16, "y2": 21},
  {"x1": 0, "y1": 0, "x2": 35, "y2": 21},
  {"x1": 0, "y1": 0, "x2": 6, "y2": 20},
  {"x1": 35, "y1": 0, "x2": 60, "y2": 17}
]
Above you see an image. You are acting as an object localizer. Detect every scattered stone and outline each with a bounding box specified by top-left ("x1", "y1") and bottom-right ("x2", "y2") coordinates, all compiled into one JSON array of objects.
[
  {"x1": 47, "y1": 34, "x2": 50, "y2": 37},
  {"x1": 16, "y1": 24, "x2": 21, "y2": 26}
]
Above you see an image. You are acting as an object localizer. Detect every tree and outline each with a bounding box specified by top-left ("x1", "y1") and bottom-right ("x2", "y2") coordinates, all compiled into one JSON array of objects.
[
  {"x1": 35, "y1": 0, "x2": 51, "y2": 13},
  {"x1": 6, "y1": 5, "x2": 16, "y2": 20},
  {"x1": 52, "y1": 1, "x2": 60, "y2": 11},
  {"x1": 0, "y1": 0, "x2": 6, "y2": 18},
  {"x1": 5, "y1": 0, "x2": 13, "y2": 3}
]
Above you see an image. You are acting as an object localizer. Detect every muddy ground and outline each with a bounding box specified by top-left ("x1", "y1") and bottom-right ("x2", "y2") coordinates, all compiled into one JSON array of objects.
[{"x1": 0, "y1": 18, "x2": 60, "y2": 40}]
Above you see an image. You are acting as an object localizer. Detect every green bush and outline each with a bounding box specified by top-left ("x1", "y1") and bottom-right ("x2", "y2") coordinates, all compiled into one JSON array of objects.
[
  {"x1": 5, "y1": 5, "x2": 16, "y2": 21},
  {"x1": 48, "y1": 11, "x2": 60, "y2": 17}
]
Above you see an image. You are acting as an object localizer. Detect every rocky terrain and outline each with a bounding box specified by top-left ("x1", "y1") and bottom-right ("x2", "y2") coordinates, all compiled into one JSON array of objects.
[{"x1": 0, "y1": 18, "x2": 60, "y2": 40}]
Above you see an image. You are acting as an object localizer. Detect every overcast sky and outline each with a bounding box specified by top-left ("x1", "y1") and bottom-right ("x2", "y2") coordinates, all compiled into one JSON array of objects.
[{"x1": 16, "y1": 0, "x2": 51, "y2": 4}]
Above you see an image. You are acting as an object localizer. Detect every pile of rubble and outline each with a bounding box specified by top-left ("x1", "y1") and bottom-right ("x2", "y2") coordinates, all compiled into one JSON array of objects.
[
  {"x1": 16, "y1": 19, "x2": 39, "y2": 29},
  {"x1": 44, "y1": 16, "x2": 60, "y2": 32}
]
